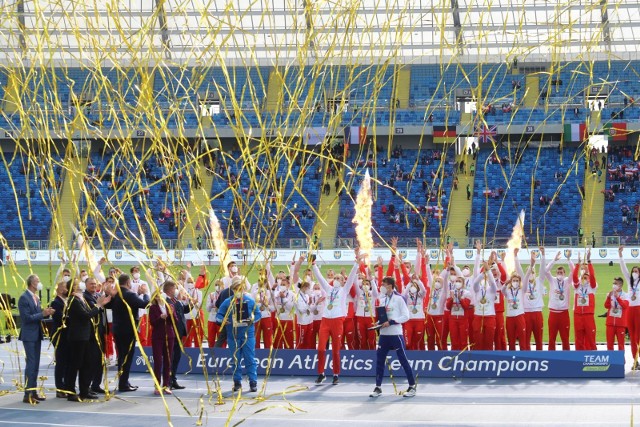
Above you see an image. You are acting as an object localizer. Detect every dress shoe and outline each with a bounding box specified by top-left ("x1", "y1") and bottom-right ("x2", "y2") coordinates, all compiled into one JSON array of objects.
[
  {"x1": 22, "y1": 396, "x2": 39, "y2": 404},
  {"x1": 56, "y1": 391, "x2": 67, "y2": 399},
  {"x1": 118, "y1": 386, "x2": 137, "y2": 393},
  {"x1": 32, "y1": 394, "x2": 46, "y2": 402},
  {"x1": 90, "y1": 387, "x2": 106, "y2": 394},
  {"x1": 127, "y1": 383, "x2": 139, "y2": 390},
  {"x1": 67, "y1": 394, "x2": 82, "y2": 402},
  {"x1": 83, "y1": 392, "x2": 99, "y2": 400},
  {"x1": 170, "y1": 380, "x2": 185, "y2": 390}
]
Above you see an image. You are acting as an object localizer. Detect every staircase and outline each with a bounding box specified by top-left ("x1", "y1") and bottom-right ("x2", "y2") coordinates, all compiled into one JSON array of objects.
[
  {"x1": 394, "y1": 66, "x2": 411, "y2": 109},
  {"x1": 264, "y1": 69, "x2": 283, "y2": 113},
  {"x1": 445, "y1": 152, "x2": 477, "y2": 248},
  {"x1": 312, "y1": 162, "x2": 344, "y2": 249},
  {"x1": 580, "y1": 157, "x2": 606, "y2": 247},
  {"x1": 524, "y1": 75, "x2": 539, "y2": 108},
  {"x1": 180, "y1": 165, "x2": 215, "y2": 248},
  {"x1": 50, "y1": 154, "x2": 89, "y2": 249}
]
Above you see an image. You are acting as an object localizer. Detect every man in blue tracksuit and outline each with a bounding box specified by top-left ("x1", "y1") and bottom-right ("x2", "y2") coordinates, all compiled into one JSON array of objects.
[
  {"x1": 369, "y1": 276, "x2": 416, "y2": 398},
  {"x1": 216, "y1": 276, "x2": 261, "y2": 392}
]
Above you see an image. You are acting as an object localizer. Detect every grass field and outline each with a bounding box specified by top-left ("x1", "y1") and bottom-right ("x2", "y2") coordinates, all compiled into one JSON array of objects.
[{"x1": 0, "y1": 261, "x2": 633, "y2": 344}]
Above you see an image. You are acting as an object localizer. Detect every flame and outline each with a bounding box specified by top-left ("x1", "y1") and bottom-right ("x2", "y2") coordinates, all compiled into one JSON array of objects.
[
  {"x1": 209, "y1": 209, "x2": 231, "y2": 275},
  {"x1": 505, "y1": 210, "x2": 525, "y2": 275},
  {"x1": 352, "y1": 170, "x2": 374, "y2": 260},
  {"x1": 72, "y1": 224, "x2": 98, "y2": 274}
]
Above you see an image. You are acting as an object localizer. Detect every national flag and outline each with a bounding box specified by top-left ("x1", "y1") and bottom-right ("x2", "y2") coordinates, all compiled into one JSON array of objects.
[
  {"x1": 603, "y1": 122, "x2": 627, "y2": 142},
  {"x1": 474, "y1": 125, "x2": 498, "y2": 144},
  {"x1": 345, "y1": 125, "x2": 366, "y2": 145},
  {"x1": 304, "y1": 127, "x2": 327, "y2": 145},
  {"x1": 563, "y1": 123, "x2": 587, "y2": 142},
  {"x1": 433, "y1": 125, "x2": 457, "y2": 143}
]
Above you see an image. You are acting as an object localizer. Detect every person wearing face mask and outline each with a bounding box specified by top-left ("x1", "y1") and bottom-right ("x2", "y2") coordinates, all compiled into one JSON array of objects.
[
  {"x1": 544, "y1": 250, "x2": 573, "y2": 350},
  {"x1": 516, "y1": 249, "x2": 547, "y2": 351},
  {"x1": 19, "y1": 274, "x2": 55, "y2": 404},
  {"x1": 216, "y1": 276, "x2": 261, "y2": 392},
  {"x1": 64, "y1": 279, "x2": 111, "y2": 402},
  {"x1": 471, "y1": 255, "x2": 499, "y2": 351},
  {"x1": 618, "y1": 246, "x2": 640, "y2": 367},
  {"x1": 312, "y1": 251, "x2": 359, "y2": 385},
  {"x1": 311, "y1": 283, "x2": 326, "y2": 343},
  {"x1": 369, "y1": 276, "x2": 416, "y2": 398},
  {"x1": 83, "y1": 277, "x2": 109, "y2": 394},
  {"x1": 273, "y1": 279, "x2": 295, "y2": 349},
  {"x1": 403, "y1": 274, "x2": 428, "y2": 351},
  {"x1": 164, "y1": 281, "x2": 188, "y2": 390},
  {"x1": 502, "y1": 270, "x2": 529, "y2": 351},
  {"x1": 221, "y1": 261, "x2": 240, "y2": 289},
  {"x1": 50, "y1": 281, "x2": 70, "y2": 398},
  {"x1": 572, "y1": 249, "x2": 598, "y2": 351},
  {"x1": 104, "y1": 274, "x2": 150, "y2": 392},
  {"x1": 129, "y1": 266, "x2": 152, "y2": 347},
  {"x1": 207, "y1": 280, "x2": 226, "y2": 348},
  {"x1": 492, "y1": 252, "x2": 509, "y2": 351},
  {"x1": 102, "y1": 277, "x2": 117, "y2": 362},
  {"x1": 295, "y1": 281, "x2": 317, "y2": 349},
  {"x1": 355, "y1": 269, "x2": 380, "y2": 351},
  {"x1": 183, "y1": 277, "x2": 204, "y2": 348},
  {"x1": 150, "y1": 284, "x2": 179, "y2": 395},
  {"x1": 446, "y1": 276, "x2": 472, "y2": 351},
  {"x1": 251, "y1": 274, "x2": 275, "y2": 349},
  {"x1": 605, "y1": 277, "x2": 629, "y2": 352}
]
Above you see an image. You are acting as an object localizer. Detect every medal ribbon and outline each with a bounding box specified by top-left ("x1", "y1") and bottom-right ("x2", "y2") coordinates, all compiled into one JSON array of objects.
[
  {"x1": 510, "y1": 287, "x2": 519, "y2": 305},
  {"x1": 480, "y1": 285, "x2": 487, "y2": 303},
  {"x1": 557, "y1": 279, "x2": 564, "y2": 297},
  {"x1": 528, "y1": 282, "x2": 535, "y2": 297},
  {"x1": 431, "y1": 288, "x2": 440, "y2": 306},
  {"x1": 580, "y1": 286, "x2": 588, "y2": 300},
  {"x1": 409, "y1": 291, "x2": 418, "y2": 310},
  {"x1": 329, "y1": 287, "x2": 340, "y2": 307}
]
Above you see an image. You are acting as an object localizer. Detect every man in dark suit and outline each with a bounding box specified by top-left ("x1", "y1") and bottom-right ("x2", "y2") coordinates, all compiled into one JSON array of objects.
[
  {"x1": 18, "y1": 274, "x2": 55, "y2": 404},
  {"x1": 107, "y1": 274, "x2": 149, "y2": 392},
  {"x1": 84, "y1": 277, "x2": 108, "y2": 394},
  {"x1": 214, "y1": 285, "x2": 233, "y2": 347},
  {"x1": 165, "y1": 281, "x2": 187, "y2": 390},
  {"x1": 64, "y1": 279, "x2": 110, "y2": 401},
  {"x1": 50, "y1": 281, "x2": 69, "y2": 398}
]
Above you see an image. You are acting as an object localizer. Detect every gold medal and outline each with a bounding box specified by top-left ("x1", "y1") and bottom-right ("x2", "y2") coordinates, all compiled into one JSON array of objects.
[
  {"x1": 412, "y1": 308, "x2": 418, "y2": 314},
  {"x1": 313, "y1": 310, "x2": 319, "y2": 315},
  {"x1": 579, "y1": 297, "x2": 587, "y2": 304},
  {"x1": 613, "y1": 308, "x2": 620, "y2": 314},
  {"x1": 480, "y1": 297, "x2": 487, "y2": 304},
  {"x1": 633, "y1": 296, "x2": 637, "y2": 301},
  {"x1": 327, "y1": 304, "x2": 333, "y2": 310},
  {"x1": 512, "y1": 303, "x2": 518, "y2": 310},
  {"x1": 279, "y1": 308, "x2": 285, "y2": 314},
  {"x1": 528, "y1": 295, "x2": 535, "y2": 300},
  {"x1": 260, "y1": 304, "x2": 266, "y2": 311},
  {"x1": 431, "y1": 303, "x2": 437, "y2": 309},
  {"x1": 559, "y1": 295, "x2": 565, "y2": 301},
  {"x1": 364, "y1": 307, "x2": 369, "y2": 312},
  {"x1": 306, "y1": 310, "x2": 311, "y2": 316}
]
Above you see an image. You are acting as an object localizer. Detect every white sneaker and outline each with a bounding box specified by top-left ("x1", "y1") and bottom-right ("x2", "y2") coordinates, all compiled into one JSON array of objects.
[
  {"x1": 403, "y1": 385, "x2": 416, "y2": 398},
  {"x1": 369, "y1": 387, "x2": 382, "y2": 398}
]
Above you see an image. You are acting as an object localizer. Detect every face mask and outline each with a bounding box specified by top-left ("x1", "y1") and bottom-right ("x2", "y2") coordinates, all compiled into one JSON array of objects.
[
  {"x1": 174, "y1": 289, "x2": 180, "y2": 298},
  {"x1": 81, "y1": 275, "x2": 88, "y2": 281},
  {"x1": 449, "y1": 274, "x2": 457, "y2": 281},
  {"x1": 409, "y1": 286, "x2": 418, "y2": 294},
  {"x1": 633, "y1": 272, "x2": 639, "y2": 280},
  {"x1": 276, "y1": 279, "x2": 282, "y2": 286},
  {"x1": 305, "y1": 275, "x2": 312, "y2": 283},
  {"x1": 304, "y1": 288, "x2": 312, "y2": 295},
  {"x1": 612, "y1": 284, "x2": 620, "y2": 292},
  {"x1": 63, "y1": 275, "x2": 71, "y2": 283},
  {"x1": 186, "y1": 281, "x2": 195, "y2": 289},
  {"x1": 581, "y1": 279, "x2": 589, "y2": 286},
  {"x1": 462, "y1": 268, "x2": 470, "y2": 277},
  {"x1": 556, "y1": 274, "x2": 564, "y2": 281},
  {"x1": 132, "y1": 272, "x2": 140, "y2": 280},
  {"x1": 455, "y1": 282, "x2": 463, "y2": 290},
  {"x1": 434, "y1": 282, "x2": 443, "y2": 290},
  {"x1": 512, "y1": 281, "x2": 520, "y2": 288},
  {"x1": 230, "y1": 266, "x2": 238, "y2": 274},
  {"x1": 78, "y1": 282, "x2": 87, "y2": 292},
  {"x1": 313, "y1": 290, "x2": 321, "y2": 296},
  {"x1": 363, "y1": 284, "x2": 370, "y2": 292},
  {"x1": 279, "y1": 286, "x2": 288, "y2": 293},
  {"x1": 379, "y1": 286, "x2": 388, "y2": 295},
  {"x1": 36, "y1": 282, "x2": 43, "y2": 291}
]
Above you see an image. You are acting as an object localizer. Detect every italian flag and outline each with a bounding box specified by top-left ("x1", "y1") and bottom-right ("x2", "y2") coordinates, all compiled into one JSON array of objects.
[{"x1": 563, "y1": 123, "x2": 586, "y2": 142}]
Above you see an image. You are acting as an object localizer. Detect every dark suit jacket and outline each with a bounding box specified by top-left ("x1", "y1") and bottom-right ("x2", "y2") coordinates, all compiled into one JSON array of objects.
[
  {"x1": 166, "y1": 297, "x2": 187, "y2": 338},
  {"x1": 50, "y1": 296, "x2": 67, "y2": 346},
  {"x1": 84, "y1": 291, "x2": 107, "y2": 336},
  {"x1": 65, "y1": 295, "x2": 101, "y2": 342},
  {"x1": 215, "y1": 288, "x2": 233, "y2": 310},
  {"x1": 107, "y1": 288, "x2": 149, "y2": 336},
  {"x1": 18, "y1": 290, "x2": 44, "y2": 342}
]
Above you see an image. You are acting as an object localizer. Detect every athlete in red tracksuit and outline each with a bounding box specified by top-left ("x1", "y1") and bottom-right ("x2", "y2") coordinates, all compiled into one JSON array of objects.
[
  {"x1": 618, "y1": 247, "x2": 640, "y2": 367},
  {"x1": 544, "y1": 250, "x2": 573, "y2": 350},
  {"x1": 502, "y1": 269, "x2": 529, "y2": 351},
  {"x1": 517, "y1": 250, "x2": 547, "y2": 351},
  {"x1": 295, "y1": 281, "x2": 318, "y2": 349},
  {"x1": 572, "y1": 250, "x2": 597, "y2": 351},
  {"x1": 493, "y1": 256, "x2": 508, "y2": 350},
  {"x1": 273, "y1": 280, "x2": 295, "y2": 349},
  {"x1": 446, "y1": 277, "x2": 472, "y2": 351},
  {"x1": 471, "y1": 254, "x2": 500, "y2": 351},
  {"x1": 355, "y1": 270, "x2": 379, "y2": 350},
  {"x1": 401, "y1": 245, "x2": 428, "y2": 350},
  {"x1": 604, "y1": 277, "x2": 629, "y2": 351}
]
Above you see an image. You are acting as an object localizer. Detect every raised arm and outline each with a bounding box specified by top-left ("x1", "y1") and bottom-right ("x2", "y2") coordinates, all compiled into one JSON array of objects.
[
  {"x1": 93, "y1": 257, "x2": 107, "y2": 283},
  {"x1": 312, "y1": 262, "x2": 331, "y2": 293},
  {"x1": 619, "y1": 246, "x2": 631, "y2": 278},
  {"x1": 514, "y1": 248, "x2": 524, "y2": 278},
  {"x1": 291, "y1": 255, "x2": 304, "y2": 285}
]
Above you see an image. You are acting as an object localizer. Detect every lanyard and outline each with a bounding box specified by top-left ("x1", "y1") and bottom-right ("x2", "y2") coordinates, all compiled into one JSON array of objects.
[
  {"x1": 431, "y1": 289, "x2": 440, "y2": 305},
  {"x1": 329, "y1": 287, "x2": 340, "y2": 306},
  {"x1": 557, "y1": 279, "x2": 564, "y2": 295},
  {"x1": 409, "y1": 291, "x2": 419, "y2": 308},
  {"x1": 510, "y1": 286, "x2": 519, "y2": 303},
  {"x1": 579, "y1": 286, "x2": 589, "y2": 299},
  {"x1": 480, "y1": 285, "x2": 487, "y2": 302}
]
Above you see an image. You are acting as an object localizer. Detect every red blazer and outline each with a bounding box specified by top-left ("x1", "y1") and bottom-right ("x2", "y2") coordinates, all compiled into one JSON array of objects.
[{"x1": 149, "y1": 303, "x2": 177, "y2": 341}]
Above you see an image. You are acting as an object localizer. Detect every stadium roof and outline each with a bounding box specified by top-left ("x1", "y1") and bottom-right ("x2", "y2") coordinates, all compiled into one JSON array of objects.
[{"x1": 0, "y1": 0, "x2": 639, "y2": 65}]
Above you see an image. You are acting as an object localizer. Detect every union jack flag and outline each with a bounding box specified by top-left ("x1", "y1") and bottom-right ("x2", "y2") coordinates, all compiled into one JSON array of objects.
[{"x1": 475, "y1": 125, "x2": 497, "y2": 144}]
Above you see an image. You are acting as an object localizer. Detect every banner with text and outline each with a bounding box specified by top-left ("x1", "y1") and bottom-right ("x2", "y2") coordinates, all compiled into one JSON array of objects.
[{"x1": 131, "y1": 349, "x2": 624, "y2": 379}]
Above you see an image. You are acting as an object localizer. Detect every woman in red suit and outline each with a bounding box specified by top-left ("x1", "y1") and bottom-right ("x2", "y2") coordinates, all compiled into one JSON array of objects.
[{"x1": 149, "y1": 283, "x2": 178, "y2": 395}]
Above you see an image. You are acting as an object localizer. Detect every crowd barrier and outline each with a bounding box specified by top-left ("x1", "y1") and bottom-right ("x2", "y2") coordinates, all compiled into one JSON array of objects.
[{"x1": 131, "y1": 348, "x2": 625, "y2": 379}]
